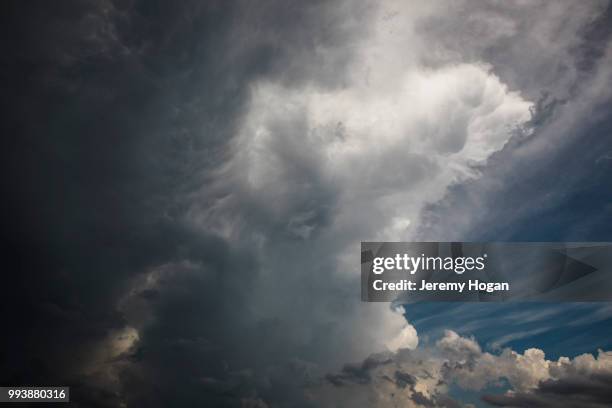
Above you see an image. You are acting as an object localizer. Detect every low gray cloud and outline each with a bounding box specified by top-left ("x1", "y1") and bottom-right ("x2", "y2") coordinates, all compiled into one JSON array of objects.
[
  {"x1": 319, "y1": 330, "x2": 612, "y2": 408},
  {"x1": 483, "y1": 372, "x2": 612, "y2": 407}
]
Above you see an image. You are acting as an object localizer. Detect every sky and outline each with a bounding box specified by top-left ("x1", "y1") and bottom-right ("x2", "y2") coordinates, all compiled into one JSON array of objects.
[{"x1": 2, "y1": 1, "x2": 612, "y2": 407}]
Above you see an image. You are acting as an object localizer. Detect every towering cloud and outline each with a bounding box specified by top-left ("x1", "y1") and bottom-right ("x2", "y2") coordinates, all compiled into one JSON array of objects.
[{"x1": 2, "y1": 1, "x2": 611, "y2": 407}]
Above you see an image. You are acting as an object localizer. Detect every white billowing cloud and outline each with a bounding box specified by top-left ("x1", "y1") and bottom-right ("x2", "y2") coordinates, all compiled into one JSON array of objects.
[
  {"x1": 206, "y1": 0, "x2": 531, "y2": 368},
  {"x1": 180, "y1": 0, "x2": 540, "y2": 373},
  {"x1": 236, "y1": 62, "x2": 530, "y2": 242},
  {"x1": 414, "y1": 43, "x2": 612, "y2": 240},
  {"x1": 317, "y1": 330, "x2": 612, "y2": 407},
  {"x1": 384, "y1": 306, "x2": 418, "y2": 352},
  {"x1": 438, "y1": 330, "x2": 612, "y2": 394},
  {"x1": 221, "y1": 0, "x2": 533, "y2": 243},
  {"x1": 321, "y1": 302, "x2": 419, "y2": 362}
]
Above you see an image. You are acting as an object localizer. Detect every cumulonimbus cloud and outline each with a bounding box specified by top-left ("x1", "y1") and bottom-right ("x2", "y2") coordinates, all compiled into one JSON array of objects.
[{"x1": 12, "y1": 1, "x2": 609, "y2": 406}]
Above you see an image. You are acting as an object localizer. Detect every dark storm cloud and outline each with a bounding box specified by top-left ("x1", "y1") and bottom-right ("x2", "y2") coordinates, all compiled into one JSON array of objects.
[
  {"x1": 416, "y1": 0, "x2": 611, "y2": 100},
  {"x1": 325, "y1": 353, "x2": 393, "y2": 386},
  {"x1": 1, "y1": 0, "x2": 370, "y2": 406},
  {"x1": 482, "y1": 372, "x2": 612, "y2": 408}
]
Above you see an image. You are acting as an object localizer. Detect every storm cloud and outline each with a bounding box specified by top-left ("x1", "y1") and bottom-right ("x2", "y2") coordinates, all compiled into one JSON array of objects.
[{"x1": 2, "y1": 1, "x2": 612, "y2": 407}]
